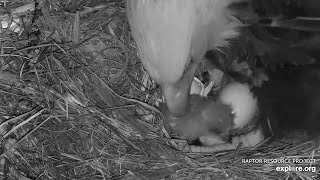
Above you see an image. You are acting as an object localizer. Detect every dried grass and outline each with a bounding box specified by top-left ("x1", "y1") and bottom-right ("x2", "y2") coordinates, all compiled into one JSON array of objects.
[{"x1": 0, "y1": 0, "x2": 319, "y2": 180}]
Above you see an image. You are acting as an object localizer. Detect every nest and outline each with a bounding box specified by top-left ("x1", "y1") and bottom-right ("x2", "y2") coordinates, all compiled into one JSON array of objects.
[{"x1": 0, "y1": 0, "x2": 319, "y2": 180}]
